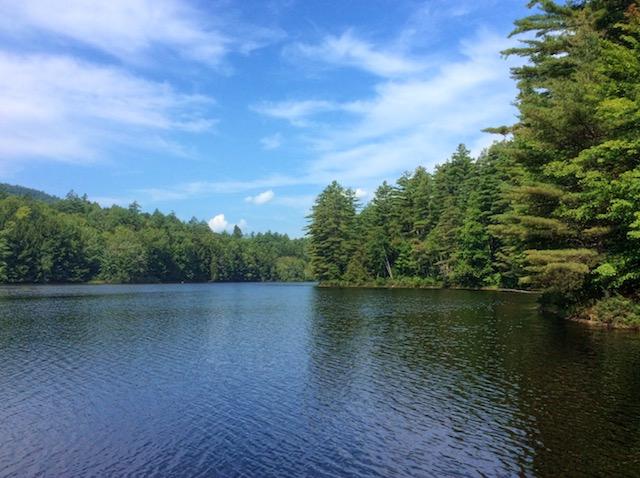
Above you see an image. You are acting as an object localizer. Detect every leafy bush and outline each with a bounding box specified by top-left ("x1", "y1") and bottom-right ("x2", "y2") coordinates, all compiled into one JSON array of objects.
[{"x1": 587, "y1": 296, "x2": 640, "y2": 328}]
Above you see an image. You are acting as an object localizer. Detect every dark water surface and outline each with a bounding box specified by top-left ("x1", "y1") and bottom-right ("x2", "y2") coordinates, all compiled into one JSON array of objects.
[{"x1": 1, "y1": 284, "x2": 639, "y2": 477}]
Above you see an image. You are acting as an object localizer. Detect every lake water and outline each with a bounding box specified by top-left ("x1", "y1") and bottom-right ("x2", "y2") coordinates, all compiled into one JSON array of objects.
[{"x1": 0, "y1": 284, "x2": 639, "y2": 477}]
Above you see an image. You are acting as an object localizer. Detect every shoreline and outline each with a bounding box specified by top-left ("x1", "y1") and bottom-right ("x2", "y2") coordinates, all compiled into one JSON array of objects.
[
  {"x1": 568, "y1": 302, "x2": 640, "y2": 331},
  {"x1": 317, "y1": 282, "x2": 539, "y2": 295},
  {"x1": 3, "y1": 281, "x2": 637, "y2": 331},
  {"x1": 568, "y1": 316, "x2": 608, "y2": 328},
  {"x1": 567, "y1": 316, "x2": 640, "y2": 331}
]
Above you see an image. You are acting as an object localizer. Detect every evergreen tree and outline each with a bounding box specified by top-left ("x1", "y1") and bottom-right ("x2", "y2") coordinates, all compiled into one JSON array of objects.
[
  {"x1": 499, "y1": 0, "x2": 640, "y2": 308},
  {"x1": 0, "y1": 189, "x2": 310, "y2": 284},
  {"x1": 307, "y1": 181, "x2": 357, "y2": 282}
]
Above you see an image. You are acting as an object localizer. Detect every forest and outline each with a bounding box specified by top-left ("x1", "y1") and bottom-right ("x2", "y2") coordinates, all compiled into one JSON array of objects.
[
  {"x1": 307, "y1": 0, "x2": 640, "y2": 326},
  {"x1": 0, "y1": 187, "x2": 311, "y2": 284}
]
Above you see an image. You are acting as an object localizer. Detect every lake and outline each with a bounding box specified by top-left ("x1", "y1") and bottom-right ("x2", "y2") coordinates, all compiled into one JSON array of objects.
[{"x1": 0, "y1": 283, "x2": 639, "y2": 477}]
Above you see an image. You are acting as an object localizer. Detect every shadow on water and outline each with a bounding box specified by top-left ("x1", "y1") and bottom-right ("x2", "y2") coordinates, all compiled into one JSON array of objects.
[{"x1": 307, "y1": 287, "x2": 640, "y2": 477}]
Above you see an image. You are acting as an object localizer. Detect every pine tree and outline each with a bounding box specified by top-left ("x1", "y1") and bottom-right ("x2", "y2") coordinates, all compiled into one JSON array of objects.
[
  {"x1": 497, "y1": 0, "x2": 640, "y2": 308},
  {"x1": 453, "y1": 190, "x2": 494, "y2": 287},
  {"x1": 307, "y1": 181, "x2": 357, "y2": 282}
]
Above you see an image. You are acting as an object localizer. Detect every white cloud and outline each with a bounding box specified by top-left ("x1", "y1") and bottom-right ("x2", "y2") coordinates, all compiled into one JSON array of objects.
[
  {"x1": 0, "y1": 51, "x2": 215, "y2": 168},
  {"x1": 294, "y1": 30, "x2": 519, "y2": 182},
  {"x1": 245, "y1": 190, "x2": 275, "y2": 205},
  {"x1": 208, "y1": 214, "x2": 228, "y2": 232},
  {"x1": 354, "y1": 188, "x2": 368, "y2": 199},
  {"x1": 143, "y1": 29, "x2": 521, "y2": 204},
  {"x1": 251, "y1": 100, "x2": 337, "y2": 127},
  {"x1": 208, "y1": 214, "x2": 247, "y2": 233},
  {"x1": 260, "y1": 133, "x2": 282, "y2": 150},
  {"x1": 256, "y1": 30, "x2": 517, "y2": 145},
  {"x1": 393, "y1": 0, "x2": 481, "y2": 52},
  {"x1": 0, "y1": 0, "x2": 281, "y2": 68},
  {"x1": 289, "y1": 30, "x2": 427, "y2": 77},
  {"x1": 139, "y1": 174, "x2": 301, "y2": 201}
]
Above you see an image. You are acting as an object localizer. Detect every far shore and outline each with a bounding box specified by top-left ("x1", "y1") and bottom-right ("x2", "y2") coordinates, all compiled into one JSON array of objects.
[{"x1": 317, "y1": 282, "x2": 539, "y2": 295}]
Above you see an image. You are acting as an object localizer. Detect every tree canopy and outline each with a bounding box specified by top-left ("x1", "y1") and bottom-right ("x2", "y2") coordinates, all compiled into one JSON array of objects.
[
  {"x1": 0, "y1": 191, "x2": 311, "y2": 284},
  {"x1": 307, "y1": 0, "x2": 640, "y2": 326}
]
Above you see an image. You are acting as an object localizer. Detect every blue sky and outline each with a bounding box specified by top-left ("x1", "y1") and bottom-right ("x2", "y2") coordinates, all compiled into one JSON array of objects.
[{"x1": 0, "y1": 0, "x2": 530, "y2": 236}]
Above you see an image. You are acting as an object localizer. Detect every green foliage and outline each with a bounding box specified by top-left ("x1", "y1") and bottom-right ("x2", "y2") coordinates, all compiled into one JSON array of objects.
[
  {"x1": 0, "y1": 192, "x2": 310, "y2": 284},
  {"x1": 307, "y1": 0, "x2": 640, "y2": 323},
  {"x1": 100, "y1": 226, "x2": 149, "y2": 283},
  {"x1": 522, "y1": 248, "x2": 599, "y2": 294},
  {"x1": 453, "y1": 198, "x2": 494, "y2": 287},
  {"x1": 275, "y1": 256, "x2": 311, "y2": 282},
  {"x1": 306, "y1": 181, "x2": 358, "y2": 281},
  {"x1": 500, "y1": 0, "x2": 640, "y2": 311},
  {"x1": 0, "y1": 183, "x2": 59, "y2": 203},
  {"x1": 307, "y1": 144, "x2": 517, "y2": 288},
  {"x1": 585, "y1": 295, "x2": 640, "y2": 327}
]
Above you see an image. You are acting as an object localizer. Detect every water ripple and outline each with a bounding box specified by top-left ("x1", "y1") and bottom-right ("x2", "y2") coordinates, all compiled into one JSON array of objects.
[{"x1": 0, "y1": 284, "x2": 639, "y2": 477}]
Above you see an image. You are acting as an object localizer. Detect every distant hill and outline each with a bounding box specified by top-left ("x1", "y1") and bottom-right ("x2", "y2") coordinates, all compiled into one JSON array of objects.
[{"x1": 0, "y1": 183, "x2": 59, "y2": 203}]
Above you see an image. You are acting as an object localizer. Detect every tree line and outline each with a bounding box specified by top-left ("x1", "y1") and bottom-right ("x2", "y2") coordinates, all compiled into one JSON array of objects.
[
  {"x1": 0, "y1": 190, "x2": 311, "y2": 284},
  {"x1": 307, "y1": 0, "x2": 640, "y2": 326}
]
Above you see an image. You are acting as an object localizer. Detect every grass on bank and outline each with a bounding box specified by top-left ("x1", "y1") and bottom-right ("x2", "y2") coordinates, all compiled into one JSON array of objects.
[{"x1": 575, "y1": 296, "x2": 640, "y2": 329}]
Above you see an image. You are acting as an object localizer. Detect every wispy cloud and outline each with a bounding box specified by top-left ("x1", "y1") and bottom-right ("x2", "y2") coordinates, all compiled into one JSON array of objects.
[
  {"x1": 287, "y1": 30, "x2": 428, "y2": 78},
  {"x1": 394, "y1": 0, "x2": 481, "y2": 51},
  {"x1": 245, "y1": 189, "x2": 275, "y2": 205},
  {"x1": 312, "y1": 35, "x2": 516, "y2": 181},
  {"x1": 252, "y1": 30, "x2": 519, "y2": 183},
  {"x1": 260, "y1": 133, "x2": 283, "y2": 150},
  {"x1": 138, "y1": 175, "x2": 302, "y2": 201},
  {"x1": 0, "y1": 0, "x2": 282, "y2": 68},
  {"x1": 0, "y1": 52, "x2": 215, "y2": 169},
  {"x1": 251, "y1": 99, "x2": 338, "y2": 127},
  {"x1": 141, "y1": 29, "x2": 518, "y2": 204}
]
